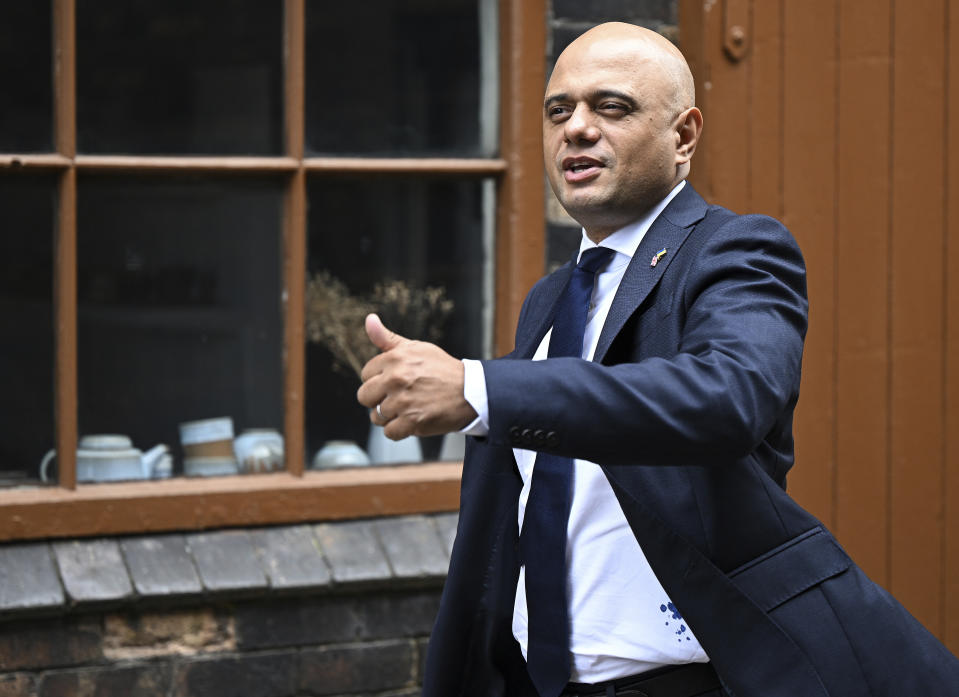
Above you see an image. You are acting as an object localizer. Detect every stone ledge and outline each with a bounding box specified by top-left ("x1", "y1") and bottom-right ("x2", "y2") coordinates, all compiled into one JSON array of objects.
[
  {"x1": 0, "y1": 544, "x2": 64, "y2": 613},
  {"x1": 52, "y1": 540, "x2": 133, "y2": 607},
  {"x1": 0, "y1": 513, "x2": 456, "y2": 623},
  {"x1": 121, "y1": 535, "x2": 203, "y2": 598}
]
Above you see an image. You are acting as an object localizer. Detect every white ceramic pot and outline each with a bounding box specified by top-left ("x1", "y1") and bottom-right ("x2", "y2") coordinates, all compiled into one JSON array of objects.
[
  {"x1": 439, "y1": 431, "x2": 466, "y2": 460},
  {"x1": 40, "y1": 434, "x2": 170, "y2": 483},
  {"x1": 183, "y1": 457, "x2": 239, "y2": 477},
  {"x1": 311, "y1": 440, "x2": 371, "y2": 469},
  {"x1": 366, "y1": 425, "x2": 422, "y2": 465},
  {"x1": 179, "y1": 417, "x2": 235, "y2": 459},
  {"x1": 234, "y1": 429, "x2": 284, "y2": 473}
]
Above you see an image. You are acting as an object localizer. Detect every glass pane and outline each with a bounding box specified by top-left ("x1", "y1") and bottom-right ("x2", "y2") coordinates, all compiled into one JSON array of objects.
[
  {"x1": 77, "y1": 176, "x2": 284, "y2": 481},
  {"x1": 305, "y1": 0, "x2": 497, "y2": 156},
  {"x1": 0, "y1": 4, "x2": 53, "y2": 152},
  {"x1": 306, "y1": 177, "x2": 493, "y2": 467},
  {"x1": 77, "y1": 1, "x2": 283, "y2": 155},
  {"x1": 0, "y1": 175, "x2": 55, "y2": 485}
]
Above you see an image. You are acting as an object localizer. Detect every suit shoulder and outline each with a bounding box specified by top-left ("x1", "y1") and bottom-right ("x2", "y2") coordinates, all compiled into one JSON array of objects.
[{"x1": 695, "y1": 205, "x2": 800, "y2": 252}]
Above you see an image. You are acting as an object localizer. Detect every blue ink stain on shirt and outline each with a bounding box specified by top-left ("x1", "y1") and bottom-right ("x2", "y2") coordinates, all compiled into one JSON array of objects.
[
  {"x1": 659, "y1": 601, "x2": 683, "y2": 620},
  {"x1": 660, "y1": 601, "x2": 691, "y2": 643}
]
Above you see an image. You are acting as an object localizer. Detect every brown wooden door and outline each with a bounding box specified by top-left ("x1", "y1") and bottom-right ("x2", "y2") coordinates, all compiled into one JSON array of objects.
[{"x1": 681, "y1": 0, "x2": 959, "y2": 652}]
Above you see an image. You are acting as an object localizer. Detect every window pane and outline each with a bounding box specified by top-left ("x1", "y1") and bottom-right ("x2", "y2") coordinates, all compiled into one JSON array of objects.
[
  {"x1": 306, "y1": 177, "x2": 492, "y2": 466},
  {"x1": 77, "y1": 176, "x2": 284, "y2": 480},
  {"x1": 0, "y1": 175, "x2": 55, "y2": 485},
  {"x1": 0, "y1": 4, "x2": 53, "y2": 152},
  {"x1": 77, "y1": 1, "x2": 283, "y2": 155},
  {"x1": 305, "y1": 0, "x2": 497, "y2": 156}
]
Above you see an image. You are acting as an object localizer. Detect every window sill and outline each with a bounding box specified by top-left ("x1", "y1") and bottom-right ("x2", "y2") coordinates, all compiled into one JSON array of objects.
[{"x1": 0, "y1": 462, "x2": 461, "y2": 543}]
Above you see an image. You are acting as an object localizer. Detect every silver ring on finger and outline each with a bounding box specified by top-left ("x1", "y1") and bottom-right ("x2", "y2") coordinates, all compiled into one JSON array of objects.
[{"x1": 376, "y1": 403, "x2": 384, "y2": 419}]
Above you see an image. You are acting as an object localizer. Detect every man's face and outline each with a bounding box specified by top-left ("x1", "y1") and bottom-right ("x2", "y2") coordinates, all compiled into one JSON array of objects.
[{"x1": 543, "y1": 39, "x2": 683, "y2": 240}]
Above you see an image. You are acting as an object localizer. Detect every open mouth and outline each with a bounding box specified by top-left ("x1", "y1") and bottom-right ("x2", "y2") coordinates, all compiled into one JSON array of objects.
[{"x1": 562, "y1": 157, "x2": 604, "y2": 182}]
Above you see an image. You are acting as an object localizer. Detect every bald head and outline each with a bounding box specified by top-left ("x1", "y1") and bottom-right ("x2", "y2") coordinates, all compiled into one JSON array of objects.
[
  {"x1": 542, "y1": 22, "x2": 703, "y2": 241},
  {"x1": 551, "y1": 23, "x2": 695, "y2": 122}
]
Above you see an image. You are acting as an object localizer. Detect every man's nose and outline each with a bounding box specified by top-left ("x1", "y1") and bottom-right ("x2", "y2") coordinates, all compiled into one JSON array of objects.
[{"x1": 564, "y1": 104, "x2": 600, "y2": 144}]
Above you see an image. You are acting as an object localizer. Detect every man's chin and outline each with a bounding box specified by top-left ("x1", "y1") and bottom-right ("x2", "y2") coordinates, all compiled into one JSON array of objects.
[{"x1": 557, "y1": 194, "x2": 609, "y2": 225}]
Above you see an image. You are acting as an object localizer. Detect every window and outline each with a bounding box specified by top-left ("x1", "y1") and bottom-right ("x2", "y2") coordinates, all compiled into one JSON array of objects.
[{"x1": 0, "y1": 0, "x2": 544, "y2": 541}]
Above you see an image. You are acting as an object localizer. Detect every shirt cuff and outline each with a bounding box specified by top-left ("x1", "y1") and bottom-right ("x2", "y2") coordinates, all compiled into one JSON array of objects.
[{"x1": 459, "y1": 359, "x2": 490, "y2": 437}]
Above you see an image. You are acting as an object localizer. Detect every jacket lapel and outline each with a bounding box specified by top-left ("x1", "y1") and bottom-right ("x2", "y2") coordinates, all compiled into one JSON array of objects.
[
  {"x1": 594, "y1": 184, "x2": 709, "y2": 362},
  {"x1": 513, "y1": 261, "x2": 573, "y2": 360},
  {"x1": 514, "y1": 184, "x2": 710, "y2": 363}
]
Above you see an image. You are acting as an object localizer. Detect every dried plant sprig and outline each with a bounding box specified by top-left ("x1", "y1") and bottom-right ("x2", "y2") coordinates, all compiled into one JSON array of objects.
[
  {"x1": 305, "y1": 271, "x2": 376, "y2": 378},
  {"x1": 305, "y1": 272, "x2": 454, "y2": 381},
  {"x1": 370, "y1": 280, "x2": 454, "y2": 345}
]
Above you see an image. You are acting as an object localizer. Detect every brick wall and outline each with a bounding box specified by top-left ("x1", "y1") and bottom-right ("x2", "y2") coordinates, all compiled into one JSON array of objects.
[
  {"x1": 0, "y1": 515, "x2": 453, "y2": 697},
  {"x1": 0, "y1": 592, "x2": 439, "y2": 697}
]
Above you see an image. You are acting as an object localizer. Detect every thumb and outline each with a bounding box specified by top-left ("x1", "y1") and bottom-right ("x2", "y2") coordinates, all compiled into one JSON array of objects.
[{"x1": 365, "y1": 313, "x2": 406, "y2": 352}]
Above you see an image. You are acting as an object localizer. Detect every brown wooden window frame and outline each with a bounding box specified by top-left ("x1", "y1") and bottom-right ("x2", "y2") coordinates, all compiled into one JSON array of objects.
[{"x1": 0, "y1": 0, "x2": 545, "y2": 542}]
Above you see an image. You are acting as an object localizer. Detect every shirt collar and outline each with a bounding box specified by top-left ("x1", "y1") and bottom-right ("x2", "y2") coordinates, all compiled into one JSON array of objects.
[{"x1": 576, "y1": 180, "x2": 686, "y2": 263}]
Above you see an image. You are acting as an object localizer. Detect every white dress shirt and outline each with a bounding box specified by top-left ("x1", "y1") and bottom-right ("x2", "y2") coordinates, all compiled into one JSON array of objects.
[{"x1": 461, "y1": 181, "x2": 709, "y2": 682}]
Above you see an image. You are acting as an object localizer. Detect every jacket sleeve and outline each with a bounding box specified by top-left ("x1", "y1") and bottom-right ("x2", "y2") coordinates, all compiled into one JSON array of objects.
[{"x1": 480, "y1": 213, "x2": 808, "y2": 468}]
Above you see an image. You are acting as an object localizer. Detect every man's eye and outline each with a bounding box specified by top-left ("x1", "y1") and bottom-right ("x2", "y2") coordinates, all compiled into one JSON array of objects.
[
  {"x1": 548, "y1": 106, "x2": 570, "y2": 120},
  {"x1": 599, "y1": 102, "x2": 628, "y2": 113}
]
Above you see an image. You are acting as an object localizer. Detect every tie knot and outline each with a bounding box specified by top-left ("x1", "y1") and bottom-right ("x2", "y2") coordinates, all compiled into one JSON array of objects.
[{"x1": 577, "y1": 246, "x2": 615, "y2": 275}]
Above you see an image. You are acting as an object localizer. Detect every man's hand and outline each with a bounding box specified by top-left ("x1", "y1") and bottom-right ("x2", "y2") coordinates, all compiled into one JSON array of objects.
[{"x1": 357, "y1": 314, "x2": 477, "y2": 441}]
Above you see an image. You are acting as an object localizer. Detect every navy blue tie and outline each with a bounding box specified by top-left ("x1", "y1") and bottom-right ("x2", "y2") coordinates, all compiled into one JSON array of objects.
[{"x1": 522, "y1": 246, "x2": 615, "y2": 697}]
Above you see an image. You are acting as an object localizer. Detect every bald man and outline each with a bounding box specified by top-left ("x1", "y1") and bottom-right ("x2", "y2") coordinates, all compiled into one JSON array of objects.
[{"x1": 358, "y1": 23, "x2": 959, "y2": 697}]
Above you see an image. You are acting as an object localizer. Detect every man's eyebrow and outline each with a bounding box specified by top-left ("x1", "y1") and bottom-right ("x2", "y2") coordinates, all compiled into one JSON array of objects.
[
  {"x1": 544, "y1": 93, "x2": 569, "y2": 110},
  {"x1": 544, "y1": 90, "x2": 638, "y2": 110},
  {"x1": 594, "y1": 90, "x2": 638, "y2": 108}
]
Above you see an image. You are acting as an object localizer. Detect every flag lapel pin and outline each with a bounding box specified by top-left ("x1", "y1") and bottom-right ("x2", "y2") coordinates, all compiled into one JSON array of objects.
[{"x1": 650, "y1": 248, "x2": 667, "y2": 267}]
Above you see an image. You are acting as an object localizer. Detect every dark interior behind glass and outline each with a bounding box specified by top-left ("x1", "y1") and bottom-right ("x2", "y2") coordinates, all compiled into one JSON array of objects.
[
  {"x1": 306, "y1": 0, "x2": 484, "y2": 156},
  {"x1": 0, "y1": 176, "x2": 55, "y2": 482},
  {"x1": 306, "y1": 176, "x2": 488, "y2": 461},
  {"x1": 0, "y1": 4, "x2": 53, "y2": 153},
  {"x1": 76, "y1": 175, "x2": 284, "y2": 474},
  {"x1": 77, "y1": 0, "x2": 283, "y2": 155}
]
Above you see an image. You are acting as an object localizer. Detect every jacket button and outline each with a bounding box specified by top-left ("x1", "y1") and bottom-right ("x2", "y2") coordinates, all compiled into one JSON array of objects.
[
  {"x1": 509, "y1": 426, "x2": 521, "y2": 443},
  {"x1": 520, "y1": 429, "x2": 534, "y2": 446},
  {"x1": 546, "y1": 431, "x2": 559, "y2": 447},
  {"x1": 533, "y1": 429, "x2": 547, "y2": 446}
]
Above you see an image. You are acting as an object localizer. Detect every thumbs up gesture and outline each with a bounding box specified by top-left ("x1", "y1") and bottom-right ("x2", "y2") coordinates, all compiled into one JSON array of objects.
[{"x1": 357, "y1": 314, "x2": 476, "y2": 440}]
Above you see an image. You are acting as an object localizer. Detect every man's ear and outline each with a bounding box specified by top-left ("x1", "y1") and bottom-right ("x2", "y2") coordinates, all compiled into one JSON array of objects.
[{"x1": 674, "y1": 107, "x2": 703, "y2": 164}]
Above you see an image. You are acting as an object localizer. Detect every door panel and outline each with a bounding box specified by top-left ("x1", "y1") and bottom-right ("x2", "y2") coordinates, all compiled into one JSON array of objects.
[{"x1": 681, "y1": 0, "x2": 957, "y2": 649}]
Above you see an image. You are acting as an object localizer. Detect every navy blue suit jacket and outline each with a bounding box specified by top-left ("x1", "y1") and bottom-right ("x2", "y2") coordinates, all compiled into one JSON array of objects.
[{"x1": 423, "y1": 184, "x2": 959, "y2": 697}]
